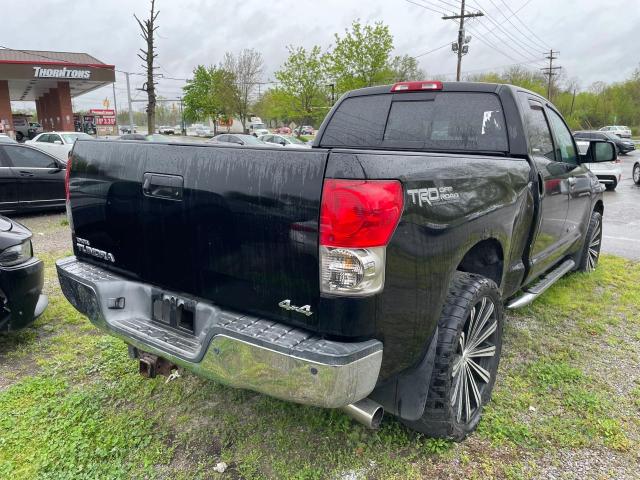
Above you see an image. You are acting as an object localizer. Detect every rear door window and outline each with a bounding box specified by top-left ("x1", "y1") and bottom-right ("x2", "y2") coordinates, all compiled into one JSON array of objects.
[
  {"x1": 4, "y1": 145, "x2": 57, "y2": 168},
  {"x1": 320, "y1": 94, "x2": 390, "y2": 148},
  {"x1": 383, "y1": 93, "x2": 508, "y2": 152}
]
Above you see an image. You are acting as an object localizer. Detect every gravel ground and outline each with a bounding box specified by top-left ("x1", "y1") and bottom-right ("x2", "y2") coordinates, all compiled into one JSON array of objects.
[{"x1": 14, "y1": 211, "x2": 71, "y2": 255}]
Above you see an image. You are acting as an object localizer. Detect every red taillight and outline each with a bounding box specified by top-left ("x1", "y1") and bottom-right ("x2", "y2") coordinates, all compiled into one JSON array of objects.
[
  {"x1": 64, "y1": 157, "x2": 72, "y2": 201},
  {"x1": 320, "y1": 179, "x2": 403, "y2": 248},
  {"x1": 391, "y1": 80, "x2": 443, "y2": 92}
]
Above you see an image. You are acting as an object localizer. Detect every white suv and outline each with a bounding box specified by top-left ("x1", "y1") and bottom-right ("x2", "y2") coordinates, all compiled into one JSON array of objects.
[{"x1": 599, "y1": 125, "x2": 632, "y2": 138}]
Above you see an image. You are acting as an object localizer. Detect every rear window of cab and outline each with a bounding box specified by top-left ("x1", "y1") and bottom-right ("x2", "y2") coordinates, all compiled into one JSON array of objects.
[{"x1": 320, "y1": 92, "x2": 508, "y2": 153}]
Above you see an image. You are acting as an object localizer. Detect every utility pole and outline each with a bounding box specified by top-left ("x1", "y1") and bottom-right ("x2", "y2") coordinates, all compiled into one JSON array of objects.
[
  {"x1": 443, "y1": 0, "x2": 483, "y2": 81},
  {"x1": 124, "y1": 72, "x2": 135, "y2": 132},
  {"x1": 541, "y1": 50, "x2": 561, "y2": 100}
]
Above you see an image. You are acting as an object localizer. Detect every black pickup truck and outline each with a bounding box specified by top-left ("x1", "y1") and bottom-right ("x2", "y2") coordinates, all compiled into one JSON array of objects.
[{"x1": 57, "y1": 81, "x2": 611, "y2": 440}]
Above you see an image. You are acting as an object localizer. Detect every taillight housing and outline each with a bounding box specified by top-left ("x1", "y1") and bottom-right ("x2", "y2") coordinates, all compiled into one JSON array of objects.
[
  {"x1": 319, "y1": 179, "x2": 403, "y2": 296},
  {"x1": 64, "y1": 156, "x2": 74, "y2": 232}
]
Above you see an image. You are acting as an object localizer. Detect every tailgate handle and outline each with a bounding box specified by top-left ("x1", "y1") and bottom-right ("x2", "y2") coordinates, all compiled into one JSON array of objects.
[{"x1": 142, "y1": 173, "x2": 184, "y2": 201}]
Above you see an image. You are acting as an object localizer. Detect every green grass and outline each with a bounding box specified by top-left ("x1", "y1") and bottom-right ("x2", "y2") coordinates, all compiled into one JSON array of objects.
[{"x1": 0, "y1": 253, "x2": 639, "y2": 479}]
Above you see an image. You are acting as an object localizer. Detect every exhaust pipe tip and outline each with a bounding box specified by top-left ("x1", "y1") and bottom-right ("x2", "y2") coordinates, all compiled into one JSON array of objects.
[{"x1": 340, "y1": 398, "x2": 384, "y2": 429}]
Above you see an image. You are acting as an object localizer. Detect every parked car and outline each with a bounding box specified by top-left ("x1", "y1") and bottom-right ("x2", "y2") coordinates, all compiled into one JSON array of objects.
[
  {"x1": 575, "y1": 130, "x2": 635, "y2": 155},
  {"x1": 58, "y1": 80, "x2": 606, "y2": 441},
  {"x1": 0, "y1": 215, "x2": 48, "y2": 331},
  {"x1": 575, "y1": 140, "x2": 622, "y2": 190},
  {"x1": 26, "y1": 132, "x2": 93, "y2": 162},
  {"x1": 258, "y1": 134, "x2": 311, "y2": 148},
  {"x1": 633, "y1": 160, "x2": 640, "y2": 185},
  {"x1": 275, "y1": 126, "x2": 292, "y2": 135},
  {"x1": 195, "y1": 125, "x2": 212, "y2": 137},
  {"x1": 293, "y1": 125, "x2": 314, "y2": 135},
  {"x1": 0, "y1": 134, "x2": 17, "y2": 144},
  {"x1": 12, "y1": 117, "x2": 42, "y2": 142},
  {"x1": 598, "y1": 125, "x2": 632, "y2": 138},
  {"x1": 158, "y1": 126, "x2": 175, "y2": 135},
  {"x1": 207, "y1": 134, "x2": 270, "y2": 146},
  {"x1": 118, "y1": 134, "x2": 172, "y2": 142},
  {"x1": 0, "y1": 143, "x2": 66, "y2": 214},
  {"x1": 120, "y1": 125, "x2": 138, "y2": 134}
]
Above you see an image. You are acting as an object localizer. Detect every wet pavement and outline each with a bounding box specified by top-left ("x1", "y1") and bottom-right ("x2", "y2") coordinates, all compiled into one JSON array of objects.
[{"x1": 600, "y1": 149, "x2": 640, "y2": 260}]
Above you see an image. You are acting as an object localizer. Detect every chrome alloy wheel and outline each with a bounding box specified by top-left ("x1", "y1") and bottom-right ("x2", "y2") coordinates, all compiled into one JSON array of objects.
[
  {"x1": 451, "y1": 297, "x2": 498, "y2": 424},
  {"x1": 587, "y1": 217, "x2": 602, "y2": 271}
]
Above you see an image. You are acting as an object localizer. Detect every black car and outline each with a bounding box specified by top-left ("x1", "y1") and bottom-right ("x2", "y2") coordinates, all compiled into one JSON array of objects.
[
  {"x1": 0, "y1": 144, "x2": 66, "y2": 215},
  {"x1": 0, "y1": 216, "x2": 47, "y2": 331},
  {"x1": 574, "y1": 130, "x2": 636, "y2": 154}
]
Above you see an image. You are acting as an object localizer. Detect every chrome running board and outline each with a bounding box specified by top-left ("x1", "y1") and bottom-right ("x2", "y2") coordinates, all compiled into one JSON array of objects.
[{"x1": 506, "y1": 259, "x2": 575, "y2": 309}]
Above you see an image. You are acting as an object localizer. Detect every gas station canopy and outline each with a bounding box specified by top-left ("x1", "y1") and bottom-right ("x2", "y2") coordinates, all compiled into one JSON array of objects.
[
  {"x1": 0, "y1": 49, "x2": 115, "y2": 101},
  {"x1": 0, "y1": 49, "x2": 115, "y2": 135}
]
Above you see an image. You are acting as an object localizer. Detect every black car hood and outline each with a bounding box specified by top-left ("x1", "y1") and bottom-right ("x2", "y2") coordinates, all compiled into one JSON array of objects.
[{"x1": 0, "y1": 216, "x2": 32, "y2": 250}]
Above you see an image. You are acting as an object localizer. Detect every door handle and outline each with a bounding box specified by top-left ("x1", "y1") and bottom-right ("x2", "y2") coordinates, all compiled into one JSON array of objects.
[
  {"x1": 19, "y1": 170, "x2": 34, "y2": 177},
  {"x1": 142, "y1": 173, "x2": 184, "y2": 200}
]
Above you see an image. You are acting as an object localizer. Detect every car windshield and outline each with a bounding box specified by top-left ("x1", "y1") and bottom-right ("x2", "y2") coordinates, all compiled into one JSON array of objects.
[
  {"x1": 286, "y1": 136, "x2": 305, "y2": 145},
  {"x1": 240, "y1": 135, "x2": 265, "y2": 145},
  {"x1": 253, "y1": 123, "x2": 266, "y2": 129},
  {"x1": 61, "y1": 133, "x2": 92, "y2": 143}
]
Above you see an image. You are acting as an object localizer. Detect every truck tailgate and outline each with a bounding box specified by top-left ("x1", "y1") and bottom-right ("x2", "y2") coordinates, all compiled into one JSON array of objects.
[{"x1": 69, "y1": 140, "x2": 328, "y2": 328}]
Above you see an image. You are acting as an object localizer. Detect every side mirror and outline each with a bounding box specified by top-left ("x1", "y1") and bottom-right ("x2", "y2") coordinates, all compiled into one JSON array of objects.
[
  {"x1": 53, "y1": 140, "x2": 63, "y2": 145},
  {"x1": 579, "y1": 140, "x2": 617, "y2": 163}
]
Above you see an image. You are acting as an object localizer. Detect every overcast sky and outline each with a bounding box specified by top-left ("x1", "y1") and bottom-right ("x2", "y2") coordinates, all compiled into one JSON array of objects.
[{"x1": 5, "y1": 0, "x2": 640, "y2": 111}]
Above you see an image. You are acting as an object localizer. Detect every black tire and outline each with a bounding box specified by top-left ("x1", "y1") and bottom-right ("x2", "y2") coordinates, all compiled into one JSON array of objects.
[
  {"x1": 576, "y1": 210, "x2": 602, "y2": 272},
  {"x1": 15, "y1": 132, "x2": 24, "y2": 142},
  {"x1": 633, "y1": 163, "x2": 640, "y2": 185},
  {"x1": 402, "y1": 272, "x2": 503, "y2": 441},
  {"x1": 605, "y1": 181, "x2": 617, "y2": 191}
]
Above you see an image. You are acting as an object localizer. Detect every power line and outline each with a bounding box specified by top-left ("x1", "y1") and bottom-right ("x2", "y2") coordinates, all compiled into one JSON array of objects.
[
  {"x1": 414, "y1": 42, "x2": 452, "y2": 58},
  {"x1": 482, "y1": 0, "x2": 547, "y2": 53},
  {"x1": 441, "y1": 0, "x2": 485, "y2": 81},
  {"x1": 496, "y1": 0, "x2": 551, "y2": 49}
]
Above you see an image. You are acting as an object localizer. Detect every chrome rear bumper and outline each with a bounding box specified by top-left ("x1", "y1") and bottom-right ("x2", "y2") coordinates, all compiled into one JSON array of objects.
[{"x1": 56, "y1": 256, "x2": 382, "y2": 408}]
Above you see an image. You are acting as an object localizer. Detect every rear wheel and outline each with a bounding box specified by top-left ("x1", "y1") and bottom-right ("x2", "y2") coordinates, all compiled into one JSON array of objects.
[
  {"x1": 402, "y1": 272, "x2": 503, "y2": 440},
  {"x1": 605, "y1": 180, "x2": 617, "y2": 191},
  {"x1": 15, "y1": 132, "x2": 24, "y2": 142},
  {"x1": 577, "y1": 211, "x2": 602, "y2": 272},
  {"x1": 633, "y1": 163, "x2": 640, "y2": 185}
]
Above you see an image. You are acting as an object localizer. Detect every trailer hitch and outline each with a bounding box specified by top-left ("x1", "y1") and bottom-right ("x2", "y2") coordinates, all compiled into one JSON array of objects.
[{"x1": 137, "y1": 351, "x2": 177, "y2": 378}]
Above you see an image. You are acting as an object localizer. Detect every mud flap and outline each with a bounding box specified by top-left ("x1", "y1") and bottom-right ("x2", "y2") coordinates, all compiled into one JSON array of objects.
[{"x1": 369, "y1": 327, "x2": 438, "y2": 421}]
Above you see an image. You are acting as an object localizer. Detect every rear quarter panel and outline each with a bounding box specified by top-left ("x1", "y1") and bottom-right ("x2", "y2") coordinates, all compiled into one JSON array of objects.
[{"x1": 325, "y1": 150, "x2": 532, "y2": 378}]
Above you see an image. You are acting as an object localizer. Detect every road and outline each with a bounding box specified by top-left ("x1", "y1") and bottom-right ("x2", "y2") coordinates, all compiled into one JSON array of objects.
[{"x1": 600, "y1": 149, "x2": 640, "y2": 260}]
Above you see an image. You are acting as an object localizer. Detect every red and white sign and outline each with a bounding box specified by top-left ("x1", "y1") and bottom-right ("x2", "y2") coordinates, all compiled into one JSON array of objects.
[
  {"x1": 89, "y1": 109, "x2": 115, "y2": 116},
  {"x1": 96, "y1": 116, "x2": 116, "y2": 126}
]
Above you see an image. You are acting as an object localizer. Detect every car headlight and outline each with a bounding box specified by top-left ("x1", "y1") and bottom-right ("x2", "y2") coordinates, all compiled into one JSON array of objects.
[{"x1": 0, "y1": 240, "x2": 33, "y2": 266}]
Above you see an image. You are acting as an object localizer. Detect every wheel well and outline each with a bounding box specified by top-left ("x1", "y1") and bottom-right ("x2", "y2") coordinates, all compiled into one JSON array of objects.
[
  {"x1": 457, "y1": 239, "x2": 504, "y2": 288},
  {"x1": 594, "y1": 200, "x2": 604, "y2": 216}
]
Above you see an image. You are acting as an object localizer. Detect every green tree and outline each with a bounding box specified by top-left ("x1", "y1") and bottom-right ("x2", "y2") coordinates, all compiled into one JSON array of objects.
[
  {"x1": 182, "y1": 65, "x2": 235, "y2": 133},
  {"x1": 387, "y1": 54, "x2": 425, "y2": 82},
  {"x1": 274, "y1": 45, "x2": 329, "y2": 135},
  {"x1": 223, "y1": 49, "x2": 264, "y2": 131},
  {"x1": 324, "y1": 20, "x2": 394, "y2": 93}
]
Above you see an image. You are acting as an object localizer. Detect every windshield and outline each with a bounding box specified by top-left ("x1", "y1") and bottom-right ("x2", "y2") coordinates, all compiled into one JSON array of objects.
[
  {"x1": 252, "y1": 123, "x2": 266, "y2": 130},
  {"x1": 61, "y1": 133, "x2": 92, "y2": 143},
  {"x1": 286, "y1": 136, "x2": 305, "y2": 145},
  {"x1": 241, "y1": 135, "x2": 265, "y2": 145}
]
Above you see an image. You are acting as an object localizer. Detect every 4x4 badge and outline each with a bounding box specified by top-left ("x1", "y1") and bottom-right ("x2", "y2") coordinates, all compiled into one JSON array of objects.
[{"x1": 278, "y1": 299, "x2": 313, "y2": 316}]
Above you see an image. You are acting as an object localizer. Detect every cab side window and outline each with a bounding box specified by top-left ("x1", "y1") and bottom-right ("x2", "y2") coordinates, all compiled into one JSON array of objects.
[
  {"x1": 547, "y1": 109, "x2": 578, "y2": 165},
  {"x1": 524, "y1": 103, "x2": 555, "y2": 160},
  {"x1": 4, "y1": 145, "x2": 57, "y2": 168}
]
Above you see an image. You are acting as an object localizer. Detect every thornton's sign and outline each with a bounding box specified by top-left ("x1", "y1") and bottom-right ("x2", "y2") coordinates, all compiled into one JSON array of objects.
[{"x1": 33, "y1": 66, "x2": 91, "y2": 79}]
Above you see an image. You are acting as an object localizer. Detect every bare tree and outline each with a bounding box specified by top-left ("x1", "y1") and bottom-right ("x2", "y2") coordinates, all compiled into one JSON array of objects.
[
  {"x1": 223, "y1": 49, "x2": 264, "y2": 132},
  {"x1": 135, "y1": 0, "x2": 159, "y2": 134}
]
